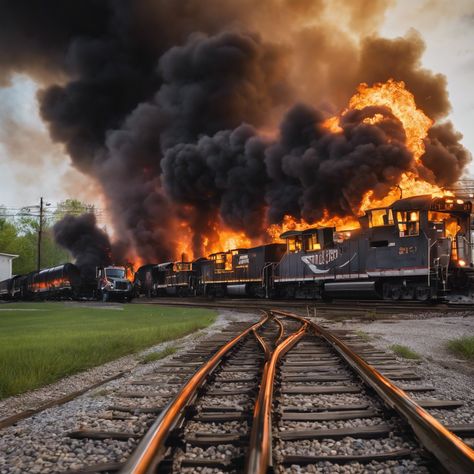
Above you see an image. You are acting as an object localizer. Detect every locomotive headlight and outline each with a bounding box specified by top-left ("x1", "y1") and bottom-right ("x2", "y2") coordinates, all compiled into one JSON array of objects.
[{"x1": 459, "y1": 259, "x2": 466, "y2": 267}]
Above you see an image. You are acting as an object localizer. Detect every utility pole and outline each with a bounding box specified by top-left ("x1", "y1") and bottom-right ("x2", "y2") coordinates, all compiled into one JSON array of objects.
[{"x1": 37, "y1": 197, "x2": 43, "y2": 272}]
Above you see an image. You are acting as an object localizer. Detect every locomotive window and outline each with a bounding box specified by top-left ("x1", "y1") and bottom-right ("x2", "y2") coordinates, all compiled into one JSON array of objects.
[
  {"x1": 334, "y1": 231, "x2": 352, "y2": 243},
  {"x1": 288, "y1": 236, "x2": 302, "y2": 253},
  {"x1": 224, "y1": 252, "x2": 233, "y2": 271},
  {"x1": 396, "y1": 211, "x2": 419, "y2": 237},
  {"x1": 174, "y1": 262, "x2": 192, "y2": 272},
  {"x1": 305, "y1": 234, "x2": 321, "y2": 251},
  {"x1": 369, "y1": 209, "x2": 394, "y2": 227}
]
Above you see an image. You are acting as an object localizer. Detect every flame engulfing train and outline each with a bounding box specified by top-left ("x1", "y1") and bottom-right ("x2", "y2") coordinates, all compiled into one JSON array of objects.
[{"x1": 134, "y1": 196, "x2": 474, "y2": 301}]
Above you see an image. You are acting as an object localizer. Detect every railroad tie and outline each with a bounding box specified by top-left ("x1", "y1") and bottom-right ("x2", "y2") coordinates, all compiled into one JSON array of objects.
[
  {"x1": 282, "y1": 449, "x2": 413, "y2": 465},
  {"x1": 278, "y1": 424, "x2": 393, "y2": 441},
  {"x1": 67, "y1": 430, "x2": 139, "y2": 441},
  {"x1": 281, "y1": 385, "x2": 361, "y2": 395},
  {"x1": 281, "y1": 408, "x2": 379, "y2": 421}
]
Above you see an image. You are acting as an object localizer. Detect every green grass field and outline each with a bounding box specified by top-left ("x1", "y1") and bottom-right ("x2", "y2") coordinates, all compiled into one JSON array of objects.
[{"x1": 0, "y1": 302, "x2": 216, "y2": 399}]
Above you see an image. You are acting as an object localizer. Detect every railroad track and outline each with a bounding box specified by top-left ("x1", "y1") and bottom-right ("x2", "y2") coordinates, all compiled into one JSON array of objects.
[
  {"x1": 134, "y1": 296, "x2": 474, "y2": 315},
  {"x1": 1, "y1": 311, "x2": 473, "y2": 473},
  {"x1": 117, "y1": 311, "x2": 474, "y2": 474}
]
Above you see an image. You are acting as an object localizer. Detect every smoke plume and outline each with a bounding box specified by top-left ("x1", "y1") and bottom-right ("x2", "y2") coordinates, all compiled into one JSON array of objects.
[
  {"x1": 53, "y1": 214, "x2": 111, "y2": 269},
  {"x1": 0, "y1": 0, "x2": 471, "y2": 261}
]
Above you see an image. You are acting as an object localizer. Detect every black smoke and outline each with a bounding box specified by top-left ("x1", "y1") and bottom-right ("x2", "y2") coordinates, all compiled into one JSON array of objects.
[
  {"x1": 53, "y1": 214, "x2": 111, "y2": 268},
  {"x1": 0, "y1": 0, "x2": 471, "y2": 260}
]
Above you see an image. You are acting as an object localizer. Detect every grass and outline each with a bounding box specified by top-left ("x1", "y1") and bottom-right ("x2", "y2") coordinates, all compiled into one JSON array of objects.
[
  {"x1": 138, "y1": 346, "x2": 177, "y2": 364},
  {"x1": 390, "y1": 344, "x2": 421, "y2": 360},
  {"x1": 355, "y1": 330, "x2": 371, "y2": 342},
  {"x1": 0, "y1": 302, "x2": 216, "y2": 399},
  {"x1": 447, "y1": 336, "x2": 474, "y2": 361}
]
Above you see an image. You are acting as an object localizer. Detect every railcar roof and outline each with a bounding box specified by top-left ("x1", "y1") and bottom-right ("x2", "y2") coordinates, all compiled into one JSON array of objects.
[{"x1": 279, "y1": 227, "x2": 334, "y2": 239}]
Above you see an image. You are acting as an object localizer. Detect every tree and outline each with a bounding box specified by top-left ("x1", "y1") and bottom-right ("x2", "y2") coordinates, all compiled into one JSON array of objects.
[{"x1": 0, "y1": 199, "x2": 95, "y2": 276}]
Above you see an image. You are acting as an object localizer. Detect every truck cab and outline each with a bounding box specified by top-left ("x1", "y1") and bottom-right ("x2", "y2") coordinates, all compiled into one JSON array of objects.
[{"x1": 97, "y1": 265, "x2": 134, "y2": 302}]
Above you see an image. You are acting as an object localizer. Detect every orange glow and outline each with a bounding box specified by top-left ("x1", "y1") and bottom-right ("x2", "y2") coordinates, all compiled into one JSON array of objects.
[
  {"x1": 204, "y1": 225, "x2": 258, "y2": 256},
  {"x1": 267, "y1": 212, "x2": 360, "y2": 240},
  {"x1": 349, "y1": 79, "x2": 433, "y2": 162},
  {"x1": 322, "y1": 116, "x2": 343, "y2": 133}
]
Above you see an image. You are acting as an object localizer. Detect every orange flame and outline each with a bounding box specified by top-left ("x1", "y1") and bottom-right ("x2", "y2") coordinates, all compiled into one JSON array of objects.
[{"x1": 350, "y1": 79, "x2": 433, "y2": 162}]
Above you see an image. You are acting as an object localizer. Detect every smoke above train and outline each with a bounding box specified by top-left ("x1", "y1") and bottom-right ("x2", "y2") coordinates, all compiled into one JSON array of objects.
[{"x1": 0, "y1": 1, "x2": 471, "y2": 266}]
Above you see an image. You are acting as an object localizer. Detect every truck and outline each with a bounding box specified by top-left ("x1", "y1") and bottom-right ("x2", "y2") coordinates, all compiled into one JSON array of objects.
[{"x1": 96, "y1": 265, "x2": 134, "y2": 302}]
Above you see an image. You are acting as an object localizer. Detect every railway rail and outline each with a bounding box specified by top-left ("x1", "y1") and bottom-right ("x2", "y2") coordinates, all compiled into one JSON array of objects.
[
  {"x1": 118, "y1": 310, "x2": 474, "y2": 474},
  {"x1": 135, "y1": 296, "x2": 474, "y2": 315},
  {"x1": 1, "y1": 309, "x2": 473, "y2": 473}
]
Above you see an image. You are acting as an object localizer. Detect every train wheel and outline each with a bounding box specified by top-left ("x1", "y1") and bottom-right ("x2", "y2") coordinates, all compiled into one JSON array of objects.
[
  {"x1": 390, "y1": 286, "x2": 402, "y2": 300},
  {"x1": 415, "y1": 286, "x2": 430, "y2": 301}
]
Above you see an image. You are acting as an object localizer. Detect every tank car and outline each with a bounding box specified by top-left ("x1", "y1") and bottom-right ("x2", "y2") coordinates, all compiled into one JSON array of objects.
[{"x1": 27, "y1": 263, "x2": 81, "y2": 299}]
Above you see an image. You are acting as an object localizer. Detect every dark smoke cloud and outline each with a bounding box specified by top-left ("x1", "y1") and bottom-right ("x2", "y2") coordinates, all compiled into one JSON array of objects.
[
  {"x1": 421, "y1": 121, "x2": 472, "y2": 186},
  {"x1": 162, "y1": 124, "x2": 268, "y2": 237},
  {"x1": 356, "y1": 31, "x2": 451, "y2": 119},
  {"x1": 53, "y1": 213, "x2": 111, "y2": 268},
  {"x1": 265, "y1": 104, "x2": 413, "y2": 222},
  {"x1": 0, "y1": 0, "x2": 470, "y2": 260},
  {"x1": 163, "y1": 104, "x2": 413, "y2": 229}
]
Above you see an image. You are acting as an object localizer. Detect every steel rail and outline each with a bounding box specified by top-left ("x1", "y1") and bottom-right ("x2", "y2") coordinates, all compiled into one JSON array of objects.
[
  {"x1": 245, "y1": 318, "x2": 308, "y2": 474},
  {"x1": 136, "y1": 298, "x2": 473, "y2": 314},
  {"x1": 120, "y1": 313, "x2": 270, "y2": 474},
  {"x1": 273, "y1": 309, "x2": 474, "y2": 474},
  {"x1": 253, "y1": 327, "x2": 271, "y2": 361},
  {"x1": 274, "y1": 317, "x2": 285, "y2": 346}
]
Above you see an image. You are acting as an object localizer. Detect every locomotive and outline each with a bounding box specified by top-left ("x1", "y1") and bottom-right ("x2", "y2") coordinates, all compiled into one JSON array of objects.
[
  {"x1": 135, "y1": 195, "x2": 473, "y2": 301},
  {"x1": 0, "y1": 264, "x2": 134, "y2": 302}
]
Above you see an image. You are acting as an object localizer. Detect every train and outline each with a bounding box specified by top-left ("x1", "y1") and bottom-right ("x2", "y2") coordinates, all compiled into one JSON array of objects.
[
  {"x1": 2, "y1": 195, "x2": 472, "y2": 303},
  {"x1": 0, "y1": 264, "x2": 134, "y2": 302},
  {"x1": 133, "y1": 195, "x2": 474, "y2": 301}
]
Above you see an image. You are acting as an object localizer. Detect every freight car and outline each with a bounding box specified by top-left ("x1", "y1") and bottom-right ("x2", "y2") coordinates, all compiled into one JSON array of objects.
[
  {"x1": 0, "y1": 274, "x2": 25, "y2": 300},
  {"x1": 134, "y1": 260, "x2": 203, "y2": 297}
]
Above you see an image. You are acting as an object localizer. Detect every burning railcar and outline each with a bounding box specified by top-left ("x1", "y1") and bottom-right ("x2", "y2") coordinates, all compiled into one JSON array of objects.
[
  {"x1": 200, "y1": 244, "x2": 286, "y2": 297},
  {"x1": 134, "y1": 195, "x2": 473, "y2": 302},
  {"x1": 273, "y1": 195, "x2": 472, "y2": 300}
]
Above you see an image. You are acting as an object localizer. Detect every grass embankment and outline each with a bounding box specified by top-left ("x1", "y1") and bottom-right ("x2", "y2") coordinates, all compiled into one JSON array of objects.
[
  {"x1": 0, "y1": 303, "x2": 216, "y2": 399},
  {"x1": 390, "y1": 344, "x2": 421, "y2": 360},
  {"x1": 447, "y1": 336, "x2": 474, "y2": 361}
]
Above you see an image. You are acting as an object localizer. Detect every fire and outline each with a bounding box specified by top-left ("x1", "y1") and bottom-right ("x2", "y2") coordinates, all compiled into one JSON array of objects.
[
  {"x1": 269, "y1": 79, "x2": 450, "y2": 239},
  {"x1": 350, "y1": 80, "x2": 433, "y2": 161},
  {"x1": 267, "y1": 213, "x2": 360, "y2": 240}
]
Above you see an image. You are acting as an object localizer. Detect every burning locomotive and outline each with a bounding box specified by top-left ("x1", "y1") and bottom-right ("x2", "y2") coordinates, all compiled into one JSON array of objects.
[{"x1": 134, "y1": 195, "x2": 473, "y2": 301}]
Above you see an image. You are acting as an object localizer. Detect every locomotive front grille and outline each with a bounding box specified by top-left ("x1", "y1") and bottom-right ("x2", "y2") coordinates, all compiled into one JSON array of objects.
[{"x1": 115, "y1": 281, "x2": 128, "y2": 290}]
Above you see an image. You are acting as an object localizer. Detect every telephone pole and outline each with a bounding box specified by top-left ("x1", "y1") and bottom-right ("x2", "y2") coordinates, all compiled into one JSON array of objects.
[{"x1": 37, "y1": 197, "x2": 44, "y2": 272}]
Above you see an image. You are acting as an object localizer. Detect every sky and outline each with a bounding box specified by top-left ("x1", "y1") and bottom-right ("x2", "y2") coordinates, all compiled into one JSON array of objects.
[{"x1": 0, "y1": 0, "x2": 473, "y2": 209}]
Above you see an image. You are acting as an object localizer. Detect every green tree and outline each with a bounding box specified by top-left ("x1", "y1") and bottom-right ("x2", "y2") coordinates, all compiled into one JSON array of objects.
[{"x1": 0, "y1": 199, "x2": 95, "y2": 277}]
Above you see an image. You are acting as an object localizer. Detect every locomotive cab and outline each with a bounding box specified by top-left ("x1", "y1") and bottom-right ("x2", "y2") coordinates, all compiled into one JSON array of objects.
[{"x1": 365, "y1": 195, "x2": 472, "y2": 299}]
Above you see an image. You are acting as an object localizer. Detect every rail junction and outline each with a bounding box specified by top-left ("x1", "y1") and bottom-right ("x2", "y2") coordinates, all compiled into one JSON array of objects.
[{"x1": 1, "y1": 308, "x2": 473, "y2": 473}]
